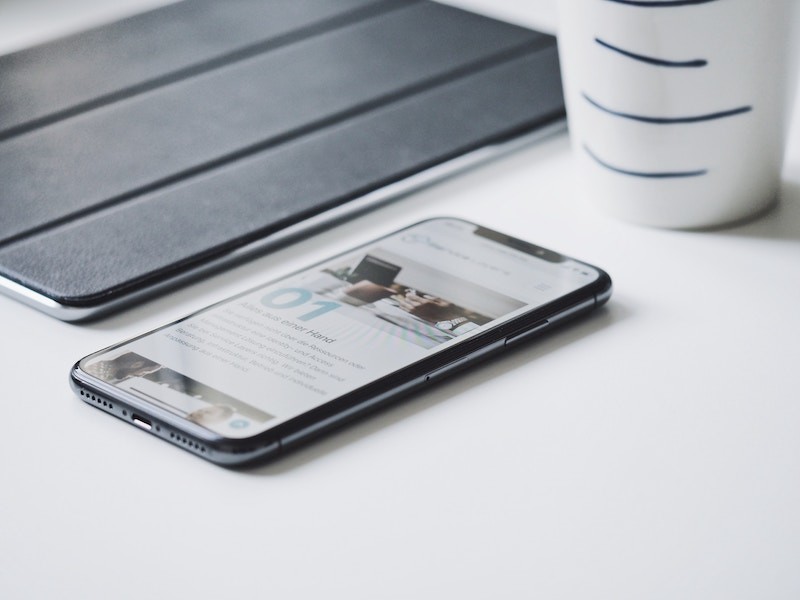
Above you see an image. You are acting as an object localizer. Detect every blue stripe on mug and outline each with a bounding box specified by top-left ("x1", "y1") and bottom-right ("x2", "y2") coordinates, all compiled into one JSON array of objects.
[
  {"x1": 595, "y1": 38, "x2": 707, "y2": 68},
  {"x1": 582, "y1": 93, "x2": 752, "y2": 124},
  {"x1": 602, "y1": 0, "x2": 721, "y2": 7},
  {"x1": 583, "y1": 145, "x2": 708, "y2": 178}
]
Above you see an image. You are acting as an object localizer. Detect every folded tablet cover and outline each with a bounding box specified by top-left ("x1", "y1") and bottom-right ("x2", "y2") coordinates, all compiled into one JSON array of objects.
[{"x1": 0, "y1": 0, "x2": 564, "y2": 313}]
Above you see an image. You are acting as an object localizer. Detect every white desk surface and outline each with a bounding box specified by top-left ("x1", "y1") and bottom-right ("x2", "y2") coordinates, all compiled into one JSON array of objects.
[{"x1": 2, "y1": 2, "x2": 799, "y2": 598}]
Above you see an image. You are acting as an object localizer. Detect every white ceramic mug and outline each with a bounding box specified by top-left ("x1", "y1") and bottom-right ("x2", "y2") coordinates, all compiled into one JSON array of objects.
[{"x1": 557, "y1": 0, "x2": 798, "y2": 229}]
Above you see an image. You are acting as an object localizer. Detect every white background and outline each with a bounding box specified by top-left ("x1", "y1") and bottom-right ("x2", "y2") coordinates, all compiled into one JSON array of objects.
[{"x1": 1, "y1": 1, "x2": 799, "y2": 598}]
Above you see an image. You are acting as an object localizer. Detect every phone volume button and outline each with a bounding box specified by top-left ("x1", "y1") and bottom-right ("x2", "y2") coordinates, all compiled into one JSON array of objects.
[
  {"x1": 426, "y1": 338, "x2": 505, "y2": 382},
  {"x1": 504, "y1": 320, "x2": 549, "y2": 348}
]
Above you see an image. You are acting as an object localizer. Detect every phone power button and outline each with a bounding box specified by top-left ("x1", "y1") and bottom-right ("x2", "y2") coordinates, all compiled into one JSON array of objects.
[{"x1": 504, "y1": 320, "x2": 549, "y2": 348}]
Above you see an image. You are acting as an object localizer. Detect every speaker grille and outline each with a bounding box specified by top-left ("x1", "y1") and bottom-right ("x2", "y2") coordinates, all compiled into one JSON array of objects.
[{"x1": 78, "y1": 386, "x2": 209, "y2": 456}]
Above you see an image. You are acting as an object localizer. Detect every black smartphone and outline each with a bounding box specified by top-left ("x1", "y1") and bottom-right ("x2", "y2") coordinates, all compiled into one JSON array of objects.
[{"x1": 71, "y1": 218, "x2": 611, "y2": 466}]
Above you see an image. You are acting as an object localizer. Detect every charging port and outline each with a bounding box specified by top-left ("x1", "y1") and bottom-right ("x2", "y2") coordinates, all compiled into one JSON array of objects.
[{"x1": 132, "y1": 415, "x2": 153, "y2": 431}]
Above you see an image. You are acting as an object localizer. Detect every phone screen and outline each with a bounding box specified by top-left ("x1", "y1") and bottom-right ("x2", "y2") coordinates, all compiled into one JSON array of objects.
[{"x1": 80, "y1": 219, "x2": 601, "y2": 438}]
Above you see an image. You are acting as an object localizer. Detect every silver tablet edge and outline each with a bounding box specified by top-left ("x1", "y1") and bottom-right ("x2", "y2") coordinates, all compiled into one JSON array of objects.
[{"x1": 0, "y1": 120, "x2": 566, "y2": 322}]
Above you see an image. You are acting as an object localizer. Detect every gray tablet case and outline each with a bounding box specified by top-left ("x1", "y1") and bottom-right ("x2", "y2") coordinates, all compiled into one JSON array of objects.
[{"x1": 0, "y1": 0, "x2": 565, "y2": 320}]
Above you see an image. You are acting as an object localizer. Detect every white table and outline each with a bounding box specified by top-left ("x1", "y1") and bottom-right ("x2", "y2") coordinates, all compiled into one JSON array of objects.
[{"x1": 2, "y1": 2, "x2": 799, "y2": 598}]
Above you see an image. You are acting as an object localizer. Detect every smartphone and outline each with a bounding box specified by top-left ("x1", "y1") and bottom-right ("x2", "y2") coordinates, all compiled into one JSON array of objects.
[{"x1": 71, "y1": 218, "x2": 611, "y2": 466}]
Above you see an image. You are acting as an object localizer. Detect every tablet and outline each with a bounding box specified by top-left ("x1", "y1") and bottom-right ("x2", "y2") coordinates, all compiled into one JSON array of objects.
[{"x1": 0, "y1": 0, "x2": 565, "y2": 320}]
